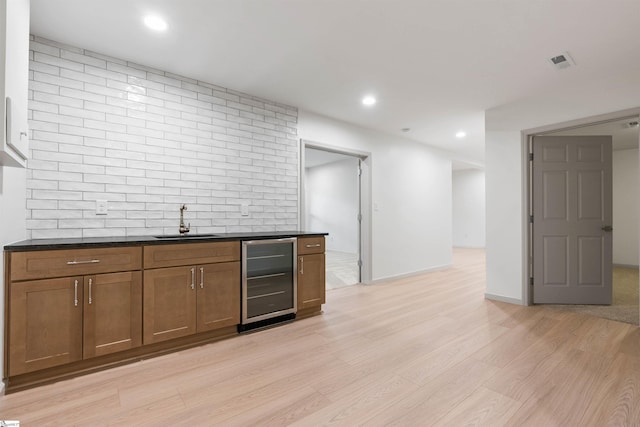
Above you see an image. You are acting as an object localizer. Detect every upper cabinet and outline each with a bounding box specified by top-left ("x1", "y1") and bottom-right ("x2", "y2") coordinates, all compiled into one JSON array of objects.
[{"x1": 0, "y1": 0, "x2": 30, "y2": 167}]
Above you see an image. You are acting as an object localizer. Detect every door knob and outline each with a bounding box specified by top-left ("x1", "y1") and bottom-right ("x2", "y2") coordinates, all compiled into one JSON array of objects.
[{"x1": 601, "y1": 225, "x2": 613, "y2": 232}]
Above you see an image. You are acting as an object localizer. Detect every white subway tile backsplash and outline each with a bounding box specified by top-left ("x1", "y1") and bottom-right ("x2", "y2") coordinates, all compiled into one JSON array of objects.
[
  {"x1": 60, "y1": 87, "x2": 106, "y2": 104},
  {"x1": 29, "y1": 60, "x2": 60, "y2": 76},
  {"x1": 34, "y1": 52, "x2": 84, "y2": 72},
  {"x1": 33, "y1": 71, "x2": 84, "y2": 90},
  {"x1": 29, "y1": 100, "x2": 59, "y2": 114},
  {"x1": 61, "y1": 68, "x2": 106, "y2": 86},
  {"x1": 30, "y1": 80, "x2": 60, "y2": 95},
  {"x1": 28, "y1": 37, "x2": 298, "y2": 238},
  {"x1": 107, "y1": 62, "x2": 147, "y2": 79},
  {"x1": 85, "y1": 66, "x2": 128, "y2": 83},
  {"x1": 32, "y1": 111, "x2": 83, "y2": 126},
  {"x1": 30, "y1": 41, "x2": 60, "y2": 57},
  {"x1": 147, "y1": 72, "x2": 182, "y2": 88}
]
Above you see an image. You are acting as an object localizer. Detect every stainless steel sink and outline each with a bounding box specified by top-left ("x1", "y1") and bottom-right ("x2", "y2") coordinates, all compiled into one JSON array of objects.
[{"x1": 153, "y1": 234, "x2": 219, "y2": 239}]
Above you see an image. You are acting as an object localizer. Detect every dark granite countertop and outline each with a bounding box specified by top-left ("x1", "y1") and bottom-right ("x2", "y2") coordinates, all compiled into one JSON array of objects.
[{"x1": 4, "y1": 231, "x2": 328, "y2": 251}]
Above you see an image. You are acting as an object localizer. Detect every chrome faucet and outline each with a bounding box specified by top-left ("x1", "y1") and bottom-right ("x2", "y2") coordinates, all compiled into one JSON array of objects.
[{"x1": 179, "y1": 204, "x2": 190, "y2": 235}]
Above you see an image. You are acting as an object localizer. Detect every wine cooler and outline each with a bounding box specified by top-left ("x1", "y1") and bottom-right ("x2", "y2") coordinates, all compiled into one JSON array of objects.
[{"x1": 240, "y1": 238, "x2": 297, "y2": 331}]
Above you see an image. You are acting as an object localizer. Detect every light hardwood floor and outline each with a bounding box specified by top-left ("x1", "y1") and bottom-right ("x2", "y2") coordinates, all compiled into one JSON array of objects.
[{"x1": 1, "y1": 248, "x2": 639, "y2": 426}]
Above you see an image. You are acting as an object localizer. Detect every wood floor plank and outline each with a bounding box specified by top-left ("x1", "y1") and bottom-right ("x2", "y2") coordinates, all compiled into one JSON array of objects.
[
  {"x1": 432, "y1": 386, "x2": 522, "y2": 426},
  {"x1": 0, "y1": 248, "x2": 637, "y2": 426},
  {"x1": 505, "y1": 348, "x2": 615, "y2": 426},
  {"x1": 577, "y1": 352, "x2": 640, "y2": 426},
  {"x1": 373, "y1": 358, "x2": 501, "y2": 426}
]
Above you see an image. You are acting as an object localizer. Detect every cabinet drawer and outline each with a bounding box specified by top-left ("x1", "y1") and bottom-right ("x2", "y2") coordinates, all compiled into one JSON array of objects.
[
  {"x1": 297, "y1": 237, "x2": 325, "y2": 255},
  {"x1": 10, "y1": 247, "x2": 142, "y2": 281},
  {"x1": 144, "y1": 241, "x2": 240, "y2": 269}
]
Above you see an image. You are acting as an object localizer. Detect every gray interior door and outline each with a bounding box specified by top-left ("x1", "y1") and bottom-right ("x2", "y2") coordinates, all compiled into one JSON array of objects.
[{"x1": 532, "y1": 135, "x2": 613, "y2": 304}]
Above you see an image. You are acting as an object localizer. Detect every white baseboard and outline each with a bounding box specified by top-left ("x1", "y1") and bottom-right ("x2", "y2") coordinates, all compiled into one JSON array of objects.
[
  {"x1": 367, "y1": 263, "x2": 453, "y2": 285},
  {"x1": 613, "y1": 263, "x2": 639, "y2": 269},
  {"x1": 484, "y1": 293, "x2": 524, "y2": 305}
]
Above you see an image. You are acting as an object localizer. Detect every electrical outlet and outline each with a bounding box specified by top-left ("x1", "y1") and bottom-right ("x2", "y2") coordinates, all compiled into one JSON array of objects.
[{"x1": 96, "y1": 200, "x2": 108, "y2": 215}]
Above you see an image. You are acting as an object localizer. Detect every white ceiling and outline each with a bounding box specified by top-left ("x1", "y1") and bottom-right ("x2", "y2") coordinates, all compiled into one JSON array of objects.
[{"x1": 29, "y1": 0, "x2": 640, "y2": 165}]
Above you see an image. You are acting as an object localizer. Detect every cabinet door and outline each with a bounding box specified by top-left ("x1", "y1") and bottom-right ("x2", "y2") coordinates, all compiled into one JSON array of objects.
[
  {"x1": 83, "y1": 271, "x2": 142, "y2": 358},
  {"x1": 297, "y1": 254, "x2": 326, "y2": 310},
  {"x1": 1, "y1": 0, "x2": 30, "y2": 166},
  {"x1": 9, "y1": 277, "x2": 83, "y2": 375},
  {"x1": 196, "y1": 262, "x2": 241, "y2": 332},
  {"x1": 143, "y1": 266, "x2": 197, "y2": 344}
]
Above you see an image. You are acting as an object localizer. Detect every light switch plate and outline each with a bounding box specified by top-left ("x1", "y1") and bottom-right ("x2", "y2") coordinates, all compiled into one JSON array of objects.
[
  {"x1": 96, "y1": 199, "x2": 108, "y2": 215},
  {"x1": 241, "y1": 202, "x2": 249, "y2": 216}
]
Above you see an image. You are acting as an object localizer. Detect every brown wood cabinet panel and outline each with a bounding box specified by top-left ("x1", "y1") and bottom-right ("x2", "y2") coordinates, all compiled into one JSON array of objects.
[
  {"x1": 197, "y1": 262, "x2": 241, "y2": 332},
  {"x1": 143, "y1": 266, "x2": 197, "y2": 345},
  {"x1": 297, "y1": 253, "x2": 326, "y2": 310},
  {"x1": 83, "y1": 271, "x2": 142, "y2": 359},
  {"x1": 10, "y1": 247, "x2": 142, "y2": 281},
  {"x1": 297, "y1": 237, "x2": 325, "y2": 255},
  {"x1": 9, "y1": 277, "x2": 83, "y2": 376},
  {"x1": 143, "y1": 242, "x2": 240, "y2": 269}
]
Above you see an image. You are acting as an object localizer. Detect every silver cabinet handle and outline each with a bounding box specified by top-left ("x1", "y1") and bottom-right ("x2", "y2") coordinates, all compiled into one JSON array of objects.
[
  {"x1": 191, "y1": 268, "x2": 195, "y2": 290},
  {"x1": 67, "y1": 259, "x2": 100, "y2": 265},
  {"x1": 88, "y1": 278, "x2": 93, "y2": 305},
  {"x1": 300, "y1": 257, "x2": 304, "y2": 275},
  {"x1": 74, "y1": 279, "x2": 78, "y2": 307},
  {"x1": 200, "y1": 267, "x2": 204, "y2": 289},
  {"x1": 305, "y1": 244, "x2": 321, "y2": 248}
]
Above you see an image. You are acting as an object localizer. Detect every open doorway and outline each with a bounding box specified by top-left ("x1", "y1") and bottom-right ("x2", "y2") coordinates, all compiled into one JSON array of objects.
[
  {"x1": 528, "y1": 117, "x2": 639, "y2": 324},
  {"x1": 303, "y1": 147, "x2": 364, "y2": 289}
]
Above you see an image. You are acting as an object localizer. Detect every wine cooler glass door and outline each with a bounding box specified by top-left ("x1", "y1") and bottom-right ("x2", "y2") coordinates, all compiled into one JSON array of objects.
[{"x1": 242, "y1": 238, "x2": 297, "y2": 324}]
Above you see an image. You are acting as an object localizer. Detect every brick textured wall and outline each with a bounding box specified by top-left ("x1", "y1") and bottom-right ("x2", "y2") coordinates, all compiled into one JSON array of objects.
[{"x1": 26, "y1": 36, "x2": 299, "y2": 239}]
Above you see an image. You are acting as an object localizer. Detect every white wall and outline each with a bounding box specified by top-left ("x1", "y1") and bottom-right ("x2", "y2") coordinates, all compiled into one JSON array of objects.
[
  {"x1": 306, "y1": 157, "x2": 359, "y2": 253},
  {"x1": 613, "y1": 148, "x2": 639, "y2": 266},
  {"x1": 27, "y1": 37, "x2": 299, "y2": 238},
  {"x1": 298, "y1": 111, "x2": 453, "y2": 281},
  {"x1": 452, "y1": 169, "x2": 485, "y2": 248},
  {"x1": 485, "y1": 130, "x2": 524, "y2": 303}
]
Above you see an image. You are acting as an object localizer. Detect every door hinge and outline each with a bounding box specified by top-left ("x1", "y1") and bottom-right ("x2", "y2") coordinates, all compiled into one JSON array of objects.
[
  {"x1": 358, "y1": 166, "x2": 362, "y2": 177},
  {"x1": 357, "y1": 259, "x2": 363, "y2": 267},
  {"x1": 529, "y1": 277, "x2": 534, "y2": 286},
  {"x1": 529, "y1": 215, "x2": 534, "y2": 223},
  {"x1": 529, "y1": 153, "x2": 534, "y2": 161},
  {"x1": 357, "y1": 213, "x2": 362, "y2": 222}
]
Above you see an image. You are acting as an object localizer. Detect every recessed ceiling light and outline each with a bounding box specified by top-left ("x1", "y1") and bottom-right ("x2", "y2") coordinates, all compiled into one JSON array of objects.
[
  {"x1": 143, "y1": 15, "x2": 168, "y2": 31},
  {"x1": 362, "y1": 96, "x2": 376, "y2": 106},
  {"x1": 455, "y1": 131, "x2": 466, "y2": 138}
]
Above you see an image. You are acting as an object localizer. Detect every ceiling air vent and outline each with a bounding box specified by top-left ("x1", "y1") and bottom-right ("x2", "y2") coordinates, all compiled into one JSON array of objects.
[{"x1": 549, "y1": 52, "x2": 575, "y2": 70}]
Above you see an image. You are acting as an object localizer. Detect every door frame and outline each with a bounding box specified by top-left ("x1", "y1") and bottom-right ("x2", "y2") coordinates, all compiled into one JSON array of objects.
[
  {"x1": 299, "y1": 139, "x2": 373, "y2": 284},
  {"x1": 521, "y1": 107, "x2": 640, "y2": 305}
]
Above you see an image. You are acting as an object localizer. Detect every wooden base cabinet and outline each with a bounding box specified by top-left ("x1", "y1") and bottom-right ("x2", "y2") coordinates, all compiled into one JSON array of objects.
[
  {"x1": 143, "y1": 262, "x2": 240, "y2": 345},
  {"x1": 83, "y1": 271, "x2": 142, "y2": 359},
  {"x1": 4, "y1": 237, "x2": 325, "y2": 391},
  {"x1": 143, "y1": 266, "x2": 197, "y2": 344},
  {"x1": 9, "y1": 277, "x2": 83, "y2": 376},
  {"x1": 297, "y1": 237, "x2": 326, "y2": 311},
  {"x1": 197, "y1": 262, "x2": 241, "y2": 332},
  {"x1": 8, "y1": 271, "x2": 142, "y2": 376}
]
